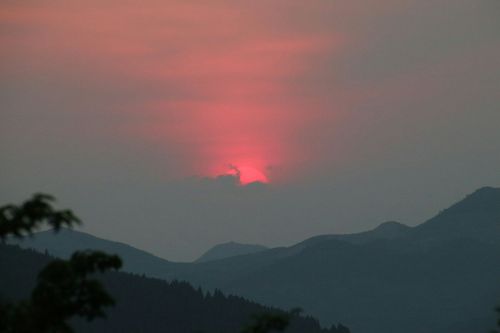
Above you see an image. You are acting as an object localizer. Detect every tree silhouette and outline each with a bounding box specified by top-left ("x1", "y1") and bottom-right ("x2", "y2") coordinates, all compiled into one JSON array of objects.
[
  {"x1": 0, "y1": 194, "x2": 121, "y2": 333},
  {"x1": 242, "y1": 308, "x2": 302, "y2": 333},
  {"x1": 1, "y1": 194, "x2": 349, "y2": 333},
  {"x1": 492, "y1": 306, "x2": 500, "y2": 333},
  {"x1": 0, "y1": 193, "x2": 80, "y2": 241}
]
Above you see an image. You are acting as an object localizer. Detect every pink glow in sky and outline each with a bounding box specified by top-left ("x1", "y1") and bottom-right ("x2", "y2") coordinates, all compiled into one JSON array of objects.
[
  {"x1": 1, "y1": 0, "x2": 500, "y2": 260},
  {"x1": 1, "y1": 0, "x2": 498, "y2": 186},
  {"x1": 0, "y1": 1, "x2": 343, "y2": 184}
]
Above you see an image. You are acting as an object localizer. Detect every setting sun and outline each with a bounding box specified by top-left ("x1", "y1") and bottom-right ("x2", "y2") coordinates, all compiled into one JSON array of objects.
[{"x1": 226, "y1": 165, "x2": 268, "y2": 185}]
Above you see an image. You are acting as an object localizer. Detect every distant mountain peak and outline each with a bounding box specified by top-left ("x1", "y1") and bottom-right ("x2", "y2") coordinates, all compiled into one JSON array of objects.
[
  {"x1": 195, "y1": 241, "x2": 268, "y2": 263},
  {"x1": 373, "y1": 221, "x2": 410, "y2": 232},
  {"x1": 438, "y1": 186, "x2": 500, "y2": 215},
  {"x1": 411, "y1": 187, "x2": 500, "y2": 244},
  {"x1": 471, "y1": 186, "x2": 498, "y2": 194},
  {"x1": 463, "y1": 186, "x2": 500, "y2": 201}
]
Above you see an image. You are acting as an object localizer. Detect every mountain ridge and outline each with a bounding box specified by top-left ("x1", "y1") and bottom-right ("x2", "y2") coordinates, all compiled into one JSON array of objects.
[
  {"x1": 7, "y1": 228, "x2": 182, "y2": 278},
  {"x1": 0, "y1": 244, "x2": 345, "y2": 333},
  {"x1": 163, "y1": 186, "x2": 500, "y2": 333},
  {"x1": 8, "y1": 186, "x2": 500, "y2": 333},
  {"x1": 195, "y1": 241, "x2": 268, "y2": 263}
]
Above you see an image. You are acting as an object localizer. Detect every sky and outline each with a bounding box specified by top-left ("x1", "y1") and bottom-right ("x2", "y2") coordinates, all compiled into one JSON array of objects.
[{"x1": 1, "y1": 0, "x2": 499, "y2": 261}]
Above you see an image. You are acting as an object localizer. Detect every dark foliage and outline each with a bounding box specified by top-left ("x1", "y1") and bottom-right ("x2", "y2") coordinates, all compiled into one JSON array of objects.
[
  {"x1": 0, "y1": 194, "x2": 345, "y2": 333},
  {"x1": 1, "y1": 251, "x2": 121, "y2": 333},
  {"x1": 241, "y1": 311, "x2": 292, "y2": 333},
  {"x1": 0, "y1": 193, "x2": 80, "y2": 240},
  {"x1": 493, "y1": 306, "x2": 500, "y2": 333},
  {"x1": 0, "y1": 195, "x2": 121, "y2": 333},
  {"x1": 0, "y1": 244, "x2": 345, "y2": 333}
]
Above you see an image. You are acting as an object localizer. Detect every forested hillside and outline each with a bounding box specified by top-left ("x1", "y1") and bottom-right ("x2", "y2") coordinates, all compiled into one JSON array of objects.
[{"x1": 0, "y1": 244, "x2": 347, "y2": 333}]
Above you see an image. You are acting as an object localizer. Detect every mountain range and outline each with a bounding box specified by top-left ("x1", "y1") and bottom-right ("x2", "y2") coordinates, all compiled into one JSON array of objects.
[
  {"x1": 0, "y1": 245, "x2": 346, "y2": 333},
  {"x1": 10, "y1": 186, "x2": 500, "y2": 333}
]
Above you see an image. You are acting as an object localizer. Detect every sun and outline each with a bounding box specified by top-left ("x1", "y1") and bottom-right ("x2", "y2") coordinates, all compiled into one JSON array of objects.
[{"x1": 227, "y1": 165, "x2": 269, "y2": 185}]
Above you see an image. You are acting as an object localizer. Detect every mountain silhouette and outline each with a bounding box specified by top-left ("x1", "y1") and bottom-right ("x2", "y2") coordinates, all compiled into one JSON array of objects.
[
  {"x1": 196, "y1": 241, "x2": 268, "y2": 263},
  {"x1": 8, "y1": 228, "x2": 181, "y2": 278},
  {"x1": 289, "y1": 220, "x2": 411, "y2": 252},
  {"x1": 9, "y1": 187, "x2": 500, "y2": 333},
  {"x1": 409, "y1": 186, "x2": 500, "y2": 245},
  {"x1": 156, "y1": 186, "x2": 500, "y2": 333},
  {"x1": 0, "y1": 244, "x2": 346, "y2": 333}
]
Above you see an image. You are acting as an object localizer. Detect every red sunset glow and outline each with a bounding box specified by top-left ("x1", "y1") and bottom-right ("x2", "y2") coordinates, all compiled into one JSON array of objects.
[
  {"x1": 225, "y1": 165, "x2": 269, "y2": 185},
  {"x1": 0, "y1": 1, "x2": 338, "y2": 183}
]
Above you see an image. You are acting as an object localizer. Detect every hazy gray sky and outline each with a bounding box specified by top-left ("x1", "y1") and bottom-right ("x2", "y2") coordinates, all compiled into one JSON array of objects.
[{"x1": 1, "y1": 0, "x2": 499, "y2": 260}]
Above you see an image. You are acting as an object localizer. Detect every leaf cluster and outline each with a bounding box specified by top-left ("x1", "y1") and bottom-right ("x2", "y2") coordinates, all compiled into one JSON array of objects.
[
  {"x1": 1, "y1": 251, "x2": 122, "y2": 333},
  {"x1": 0, "y1": 194, "x2": 121, "y2": 333},
  {"x1": 0, "y1": 193, "x2": 80, "y2": 240}
]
